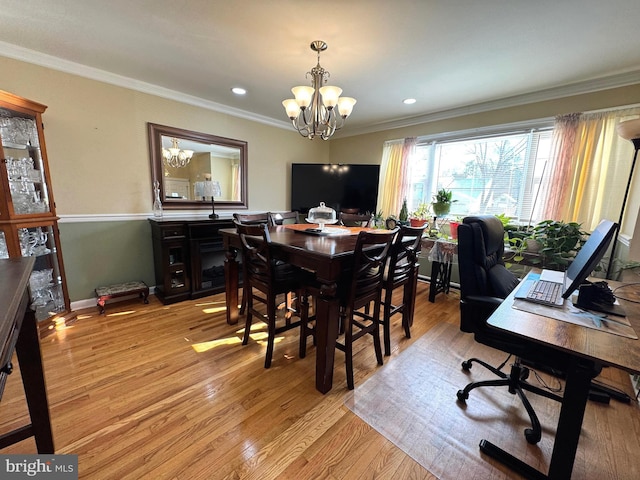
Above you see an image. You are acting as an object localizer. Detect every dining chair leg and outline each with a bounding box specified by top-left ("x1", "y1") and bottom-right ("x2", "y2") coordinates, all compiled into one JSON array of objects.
[
  {"x1": 264, "y1": 297, "x2": 277, "y2": 368},
  {"x1": 344, "y1": 312, "x2": 355, "y2": 390},
  {"x1": 372, "y1": 302, "x2": 384, "y2": 366},
  {"x1": 242, "y1": 291, "x2": 253, "y2": 346},
  {"x1": 382, "y1": 287, "x2": 393, "y2": 356},
  {"x1": 299, "y1": 293, "x2": 310, "y2": 359}
]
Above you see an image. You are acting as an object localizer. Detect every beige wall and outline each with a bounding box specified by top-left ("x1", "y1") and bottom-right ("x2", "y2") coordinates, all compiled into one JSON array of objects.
[
  {"x1": 2, "y1": 53, "x2": 640, "y2": 301},
  {"x1": 1, "y1": 55, "x2": 329, "y2": 215}
]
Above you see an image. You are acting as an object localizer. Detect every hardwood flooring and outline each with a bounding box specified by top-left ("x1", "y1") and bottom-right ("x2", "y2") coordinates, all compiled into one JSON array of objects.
[{"x1": 0, "y1": 281, "x2": 637, "y2": 479}]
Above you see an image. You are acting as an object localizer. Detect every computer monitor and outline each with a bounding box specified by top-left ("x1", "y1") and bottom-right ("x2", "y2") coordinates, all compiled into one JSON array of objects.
[{"x1": 562, "y1": 218, "x2": 617, "y2": 299}]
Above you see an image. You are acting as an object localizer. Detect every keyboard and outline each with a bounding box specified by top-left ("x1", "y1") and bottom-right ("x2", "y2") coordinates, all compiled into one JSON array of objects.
[{"x1": 526, "y1": 279, "x2": 563, "y2": 306}]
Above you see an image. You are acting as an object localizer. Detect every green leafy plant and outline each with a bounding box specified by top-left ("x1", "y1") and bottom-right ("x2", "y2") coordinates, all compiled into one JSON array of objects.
[
  {"x1": 433, "y1": 188, "x2": 456, "y2": 204},
  {"x1": 432, "y1": 188, "x2": 457, "y2": 216},
  {"x1": 410, "y1": 202, "x2": 430, "y2": 220},
  {"x1": 530, "y1": 219, "x2": 588, "y2": 270}
]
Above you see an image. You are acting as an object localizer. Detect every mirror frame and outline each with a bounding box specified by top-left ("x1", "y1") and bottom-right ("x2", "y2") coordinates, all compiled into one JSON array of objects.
[{"x1": 148, "y1": 123, "x2": 248, "y2": 211}]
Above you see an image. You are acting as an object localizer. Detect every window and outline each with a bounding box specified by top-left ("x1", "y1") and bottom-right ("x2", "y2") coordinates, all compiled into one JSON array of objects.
[{"x1": 407, "y1": 127, "x2": 552, "y2": 223}]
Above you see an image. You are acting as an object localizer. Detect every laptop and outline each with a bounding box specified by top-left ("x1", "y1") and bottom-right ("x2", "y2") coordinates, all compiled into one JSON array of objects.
[{"x1": 514, "y1": 219, "x2": 618, "y2": 308}]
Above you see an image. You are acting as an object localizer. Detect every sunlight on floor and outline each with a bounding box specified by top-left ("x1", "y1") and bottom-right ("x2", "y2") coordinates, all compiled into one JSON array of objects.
[{"x1": 191, "y1": 323, "x2": 285, "y2": 353}]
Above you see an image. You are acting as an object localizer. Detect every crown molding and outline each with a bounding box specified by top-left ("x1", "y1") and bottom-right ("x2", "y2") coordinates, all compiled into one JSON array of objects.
[
  {"x1": 2, "y1": 40, "x2": 639, "y2": 139},
  {"x1": 339, "y1": 70, "x2": 640, "y2": 138},
  {"x1": 0, "y1": 40, "x2": 290, "y2": 130}
]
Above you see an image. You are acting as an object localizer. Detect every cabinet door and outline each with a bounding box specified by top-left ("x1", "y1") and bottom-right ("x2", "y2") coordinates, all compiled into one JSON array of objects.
[{"x1": 0, "y1": 108, "x2": 52, "y2": 218}]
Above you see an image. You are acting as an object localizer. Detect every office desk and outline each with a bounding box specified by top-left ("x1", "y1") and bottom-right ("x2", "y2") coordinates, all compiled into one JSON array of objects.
[
  {"x1": 0, "y1": 257, "x2": 54, "y2": 452},
  {"x1": 484, "y1": 276, "x2": 640, "y2": 479},
  {"x1": 221, "y1": 225, "x2": 373, "y2": 394}
]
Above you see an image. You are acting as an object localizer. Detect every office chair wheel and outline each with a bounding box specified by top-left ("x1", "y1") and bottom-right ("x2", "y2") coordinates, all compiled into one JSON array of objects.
[
  {"x1": 519, "y1": 367, "x2": 530, "y2": 381},
  {"x1": 456, "y1": 389, "x2": 469, "y2": 402},
  {"x1": 524, "y1": 427, "x2": 541, "y2": 444},
  {"x1": 461, "y1": 360, "x2": 472, "y2": 370}
]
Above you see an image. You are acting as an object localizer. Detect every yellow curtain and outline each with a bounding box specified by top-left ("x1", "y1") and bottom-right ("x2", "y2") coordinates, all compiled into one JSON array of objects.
[
  {"x1": 540, "y1": 108, "x2": 640, "y2": 232},
  {"x1": 378, "y1": 137, "x2": 416, "y2": 218},
  {"x1": 231, "y1": 162, "x2": 240, "y2": 201}
]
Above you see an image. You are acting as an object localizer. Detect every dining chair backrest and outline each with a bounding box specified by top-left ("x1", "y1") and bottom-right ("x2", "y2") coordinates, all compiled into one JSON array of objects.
[
  {"x1": 343, "y1": 230, "x2": 396, "y2": 309},
  {"x1": 386, "y1": 225, "x2": 425, "y2": 286},
  {"x1": 268, "y1": 211, "x2": 299, "y2": 226},
  {"x1": 233, "y1": 212, "x2": 269, "y2": 225},
  {"x1": 339, "y1": 212, "x2": 373, "y2": 228}
]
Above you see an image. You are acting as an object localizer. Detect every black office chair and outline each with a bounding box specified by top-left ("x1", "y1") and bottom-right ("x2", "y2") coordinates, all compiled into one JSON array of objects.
[{"x1": 456, "y1": 215, "x2": 563, "y2": 444}]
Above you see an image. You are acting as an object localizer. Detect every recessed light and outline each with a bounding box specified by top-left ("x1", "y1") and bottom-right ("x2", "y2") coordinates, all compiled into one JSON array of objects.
[
  {"x1": 231, "y1": 87, "x2": 247, "y2": 95},
  {"x1": 403, "y1": 98, "x2": 416, "y2": 105}
]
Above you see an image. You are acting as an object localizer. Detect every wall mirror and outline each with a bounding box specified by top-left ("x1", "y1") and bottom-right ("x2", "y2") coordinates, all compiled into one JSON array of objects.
[{"x1": 148, "y1": 123, "x2": 248, "y2": 211}]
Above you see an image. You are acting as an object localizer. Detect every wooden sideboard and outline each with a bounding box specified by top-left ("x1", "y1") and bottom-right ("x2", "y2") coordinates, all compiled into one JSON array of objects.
[
  {"x1": 0, "y1": 257, "x2": 54, "y2": 452},
  {"x1": 149, "y1": 217, "x2": 235, "y2": 304}
]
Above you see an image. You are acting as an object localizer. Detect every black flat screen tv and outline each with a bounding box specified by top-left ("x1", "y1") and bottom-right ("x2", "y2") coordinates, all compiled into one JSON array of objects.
[{"x1": 291, "y1": 163, "x2": 380, "y2": 215}]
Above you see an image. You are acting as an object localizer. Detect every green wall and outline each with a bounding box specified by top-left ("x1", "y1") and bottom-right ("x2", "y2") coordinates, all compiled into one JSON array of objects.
[{"x1": 59, "y1": 220, "x2": 155, "y2": 301}]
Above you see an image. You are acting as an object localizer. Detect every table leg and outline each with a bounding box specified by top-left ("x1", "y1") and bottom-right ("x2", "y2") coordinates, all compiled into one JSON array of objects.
[
  {"x1": 224, "y1": 248, "x2": 240, "y2": 325},
  {"x1": 15, "y1": 309, "x2": 54, "y2": 453},
  {"x1": 547, "y1": 359, "x2": 598, "y2": 479},
  {"x1": 429, "y1": 260, "x2": 452, "y2": 302},
  {"x1": 313, "y1": 281, "x2": 340, "y2": 394}
]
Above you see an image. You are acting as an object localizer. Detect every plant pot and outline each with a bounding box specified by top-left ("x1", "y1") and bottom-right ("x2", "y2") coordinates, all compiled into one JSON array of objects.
[
  {"x1": 410, "y1": 218, "x2": 427, "y2": 227},
  {"x1": 432, "y1": 202, "x2": 450, "y2": 216},
  {"x1": 449, "y1": 221, "x2": 460, "y2": 240}
]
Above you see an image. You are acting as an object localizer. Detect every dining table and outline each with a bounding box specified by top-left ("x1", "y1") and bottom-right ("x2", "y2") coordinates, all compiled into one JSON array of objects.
[{"x1": 220, "y1": 223, "x2": 378, "y2": 394}]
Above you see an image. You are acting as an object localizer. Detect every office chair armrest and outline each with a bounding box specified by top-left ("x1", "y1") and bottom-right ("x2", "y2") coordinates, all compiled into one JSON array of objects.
[{"x1": 460, "y1": 295, "x2": 503, "y2": 333}]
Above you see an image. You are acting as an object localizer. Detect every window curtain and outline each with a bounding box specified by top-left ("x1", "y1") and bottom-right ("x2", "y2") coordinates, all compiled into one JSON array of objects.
[
  {"x1": 377, "y1": 137, "x2": 416, "y2": 218},
  {"x1": 539, "y1": 108, "x2": 640, "y2": 232},
  {"x1": 231, "y1": 162, "x2": 240, "y2": 201}
]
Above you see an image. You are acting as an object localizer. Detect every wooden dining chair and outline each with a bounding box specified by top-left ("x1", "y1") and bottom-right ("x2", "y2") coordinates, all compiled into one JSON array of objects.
[
  {"x1": 235, "y1": 222, "x2": 310, "y2": 368},
  {"x1": 233, "y1": 212, "x2": 269, "y2": 225},
  {"x1": 233, "y1": 212, "x2": 270, "y2": 314},
  {"x1": 380, "y1": 224, "x2": 425, "y2": 356},
  {"x1": 305, "y1": 230, "x2": 395, "y2": 389},
  {"x1": 268, "y1": 211, "x2": 299, "y2": 226},
  {"x1": 339, "y1": 212, "x2": 373, "y2": 227}
]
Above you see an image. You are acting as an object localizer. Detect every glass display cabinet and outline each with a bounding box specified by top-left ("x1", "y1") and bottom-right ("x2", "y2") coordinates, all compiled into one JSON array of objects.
[{"x1": 0, "y1": 90, "x2": 70, "y2": 328}]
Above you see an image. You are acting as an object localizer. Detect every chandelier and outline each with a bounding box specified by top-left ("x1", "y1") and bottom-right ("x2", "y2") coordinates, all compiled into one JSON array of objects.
[
  {"x1": 282, "y1": 40, "x2": 356, "y2": 140},
  {"x1": 162, "y1": 138, "x2": 194, "y2": 168}
]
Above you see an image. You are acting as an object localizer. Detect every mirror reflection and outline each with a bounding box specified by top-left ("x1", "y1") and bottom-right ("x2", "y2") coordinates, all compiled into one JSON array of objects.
[{"x1": 148, "y1": 123, "x2": 248, "y2": 211}]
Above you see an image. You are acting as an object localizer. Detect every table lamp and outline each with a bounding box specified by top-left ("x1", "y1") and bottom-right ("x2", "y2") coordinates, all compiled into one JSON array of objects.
[{"x1": 194, "y1": 175, "x2": 222, "y2": 219}]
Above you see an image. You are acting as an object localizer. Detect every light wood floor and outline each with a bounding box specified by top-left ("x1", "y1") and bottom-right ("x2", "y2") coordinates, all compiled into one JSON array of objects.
[{"x1": 0, "y1": 281, "x2": 636, "y2": 479}]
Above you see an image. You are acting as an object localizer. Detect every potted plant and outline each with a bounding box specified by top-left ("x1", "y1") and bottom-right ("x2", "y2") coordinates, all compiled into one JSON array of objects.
[
  {"x1": 432, "y1": 188, "x2": 457, "y2": 216},
  {"x1": 408, "y1": 202, "x2": 430, "y2": 227},
  {"x1": 530, "y1": 219, "x2": 588, "y2": 270},
  {"x1": 398, "y1": 198, "x2": 409, "y2": 224}
]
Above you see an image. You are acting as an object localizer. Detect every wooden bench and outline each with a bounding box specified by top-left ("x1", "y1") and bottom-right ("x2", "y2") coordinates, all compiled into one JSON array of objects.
[{"x1": 95, "y1": 281, "x2": 149, "y2": 314}]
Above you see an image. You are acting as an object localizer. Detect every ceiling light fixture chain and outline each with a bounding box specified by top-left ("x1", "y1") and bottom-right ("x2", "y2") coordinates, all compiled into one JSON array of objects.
[{"x1": 282, "y1": 40, "x2": 356, "y2": 140}]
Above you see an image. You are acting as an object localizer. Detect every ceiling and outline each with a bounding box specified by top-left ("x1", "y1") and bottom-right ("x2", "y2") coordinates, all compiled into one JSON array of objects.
[{"x1": 1, "y1": 0, "x2": 640, "y2": 137}]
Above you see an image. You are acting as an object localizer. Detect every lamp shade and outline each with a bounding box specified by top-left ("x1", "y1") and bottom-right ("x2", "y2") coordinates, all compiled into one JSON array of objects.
[{"x1": 617, "y1": 118, "x2": 640, "y2": 141}]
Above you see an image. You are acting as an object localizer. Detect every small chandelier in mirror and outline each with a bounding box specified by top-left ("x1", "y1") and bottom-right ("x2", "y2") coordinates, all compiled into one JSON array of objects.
[
  {"x1": 282, "y1": 40, "x2": 356, "y2": 140},
  {"x1": 162, "y1": 137, "x2": 194, "y2": 168}
]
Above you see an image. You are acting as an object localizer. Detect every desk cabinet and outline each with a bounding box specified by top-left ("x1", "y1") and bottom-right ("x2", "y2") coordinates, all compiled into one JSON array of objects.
[
  {"x1": 0, "y1": 90, "x2": 70, "y2": 329},
  {"x1": 149, "y1": 217, "x2": 235, "y2": 304}
]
